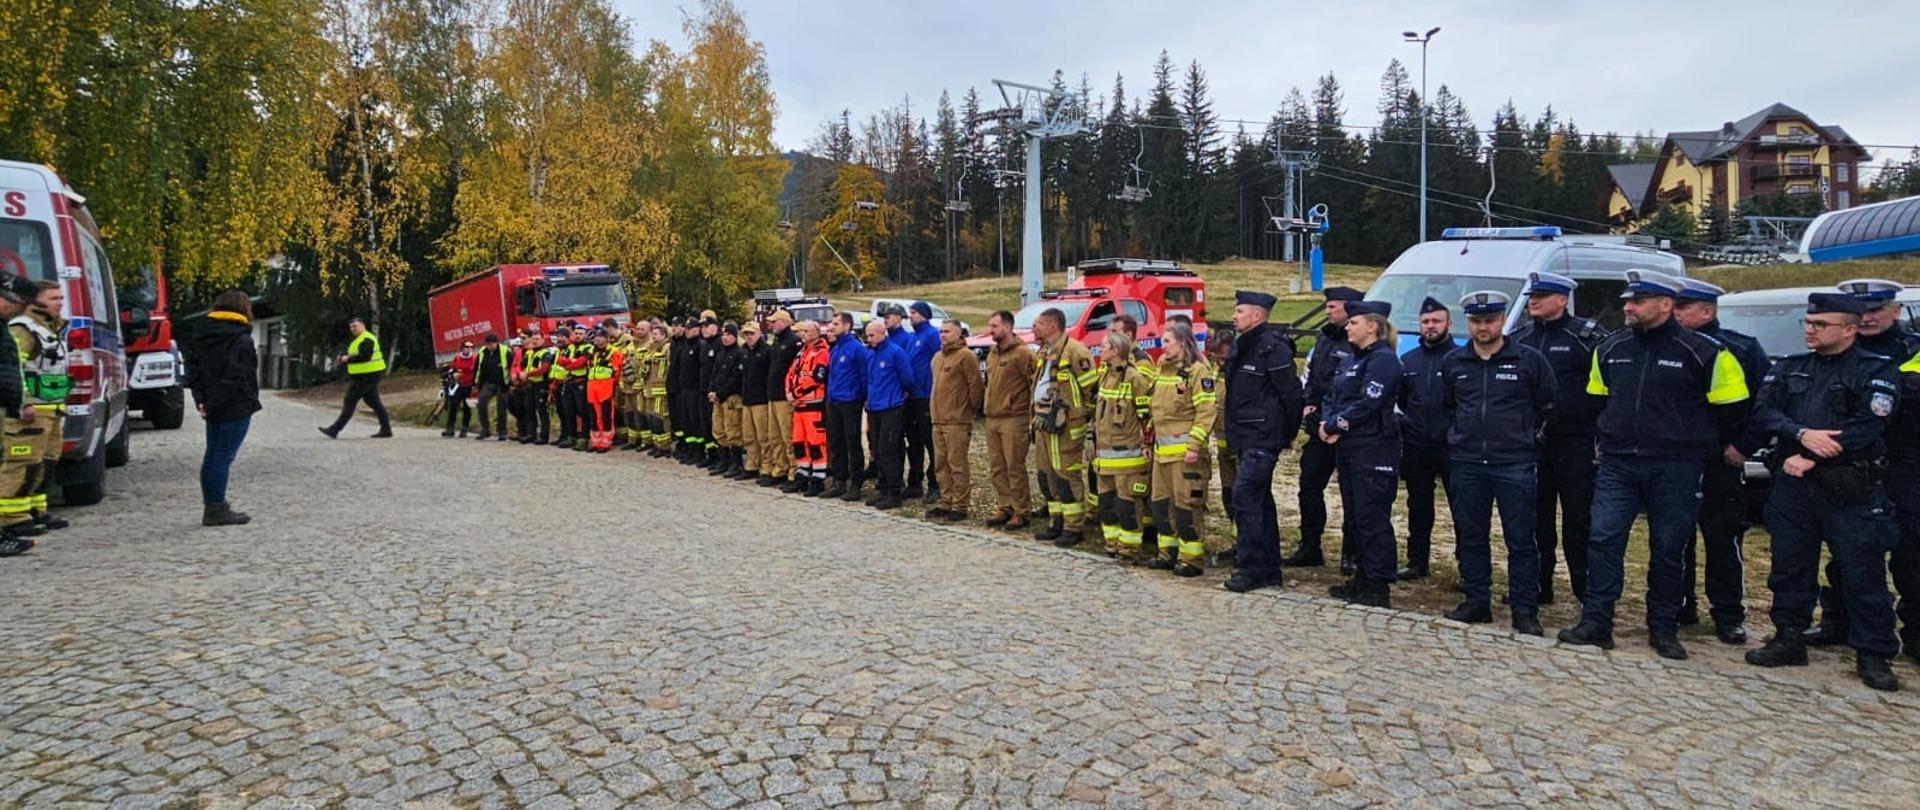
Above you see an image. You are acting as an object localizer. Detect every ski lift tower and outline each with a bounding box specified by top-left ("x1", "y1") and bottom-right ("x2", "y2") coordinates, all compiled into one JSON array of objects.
[{"x1": 971, "y1": 79, "x2": 1092, "y2": 306}]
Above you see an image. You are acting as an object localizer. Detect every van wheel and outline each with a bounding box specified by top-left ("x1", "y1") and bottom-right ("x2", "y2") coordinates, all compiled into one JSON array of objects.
[
  {"x1": 148, "y1": 386, "x2": 186, "y2": 430},
  {"x1": 105, "y1": 421, "x2": 130, "y2": 468},
  {"x1": 60, "y1": 448, "x2": 106, "y2": 507}
]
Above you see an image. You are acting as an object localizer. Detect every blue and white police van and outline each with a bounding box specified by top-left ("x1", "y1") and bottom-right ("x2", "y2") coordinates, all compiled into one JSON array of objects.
[{"x1": 1365, "y1": 226, "x2": 1687, "y2": 353}]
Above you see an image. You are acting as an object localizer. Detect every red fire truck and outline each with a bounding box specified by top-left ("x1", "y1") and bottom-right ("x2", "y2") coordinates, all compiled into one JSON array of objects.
[
  {"x1": 120, "y1": 266, "x2": 186, "y2": 430},
  {"x1": 967, "y1": 258, "x2": 1209, "y2": 359},
  {"x1": 427, "y1": 264, "x2": 632, "y2": 364}
]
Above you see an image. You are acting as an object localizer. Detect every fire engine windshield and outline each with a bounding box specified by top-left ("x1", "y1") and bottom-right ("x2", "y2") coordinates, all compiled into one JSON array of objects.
[
  {"x1": 0, "y1": 219, "x2": 56, "y2": 282},
  {"x1": 1013, "y1": 300, "x2": 1090, "y2": 330},
  {"x1": 541, "y1": 280, "x2": 629, "y2": 316}
]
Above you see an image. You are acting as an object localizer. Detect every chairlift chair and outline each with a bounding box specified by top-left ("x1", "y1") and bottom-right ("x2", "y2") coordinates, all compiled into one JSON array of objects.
[{"x1": 1113, "y1": 127, "x2": 1152, "y2": 203}]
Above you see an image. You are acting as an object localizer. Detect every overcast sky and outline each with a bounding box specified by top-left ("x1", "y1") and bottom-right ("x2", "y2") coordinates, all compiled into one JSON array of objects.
[{"x1": 615, "y1": 0, "x2": 1920, "y2": 175}]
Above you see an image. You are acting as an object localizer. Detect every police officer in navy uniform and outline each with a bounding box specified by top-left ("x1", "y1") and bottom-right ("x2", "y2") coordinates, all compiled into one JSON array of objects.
[
  {"x1": 1805, "y1": 279, "x2": 1920, "y2": 662},
  {"x1": 1672, "y1": 278, "x2": 1770, "y2": 644},
  {"x1": 1320, "y1": 300, "x2": 1403, "y2": 607},
  {"x1": 1439, "y1": 291, "x2": 1557, "y2": 635},
  {"x1": 1560, "y1": 270, "x2": 1751, "y2": 660},
  {"x1": 1288, "y1": 286, "x2": 1361, "y2": 571},
  {"x1": 1221, "y1": 290, "x2": 1305, "y2": 593},
  {"x1": 1510, "y1": 271, "x2": 1608, "y2": 605},
  {"x1": 1395, "y1": 296, "x2": 1454, "y2": 580},
  {"x1": 1744, "y1": 292, "x2": 1903, "y2": 692}
]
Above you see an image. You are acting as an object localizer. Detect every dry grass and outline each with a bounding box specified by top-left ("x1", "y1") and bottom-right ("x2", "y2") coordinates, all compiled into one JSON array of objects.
[{"x1": 1696, "y1": 258, "x2": 1920, "y2": 291}]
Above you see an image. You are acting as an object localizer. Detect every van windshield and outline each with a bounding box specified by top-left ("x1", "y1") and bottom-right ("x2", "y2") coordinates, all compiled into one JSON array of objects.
[
  {"x1": 1366, "y1": 274, "x2": 1525, "y2": 332},
  {"x1": 1014, "y1": 300, "x2": 1090, "y2": 330},
  {"x1": 0, "y1": 219, "x2": 56, "y2": 282},
  {"x1": 1717, "y1": 302, "x2": 1814, "y2": 359},
  {"x1": 541, "y1": 280, "x2": 629, "y2": 316}
]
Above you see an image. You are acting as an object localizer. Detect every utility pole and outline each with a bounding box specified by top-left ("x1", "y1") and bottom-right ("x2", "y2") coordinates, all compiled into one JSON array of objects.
[
  {"x1": 1403, "y1": 26, "x2": 1440, "y2": 243},
  {"x1": 971, "y1": 79, "x2": 1092, "y2": 306}
]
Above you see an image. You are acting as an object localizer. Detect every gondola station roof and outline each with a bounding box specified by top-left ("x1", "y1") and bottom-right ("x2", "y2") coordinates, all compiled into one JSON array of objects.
[{"x1": 1803, "y1": 195, "x2": 1920, "y2": 262}]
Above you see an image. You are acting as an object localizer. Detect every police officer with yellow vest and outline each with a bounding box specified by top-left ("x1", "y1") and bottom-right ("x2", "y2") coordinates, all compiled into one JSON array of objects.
[{"x1": 319, "y1": 318, "x2": 392, "y2": 438}]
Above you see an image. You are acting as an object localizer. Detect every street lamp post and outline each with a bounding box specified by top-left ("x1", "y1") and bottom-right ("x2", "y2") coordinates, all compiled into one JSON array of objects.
[{"x1": 1402, "y1": 26, "x2": 1440, "y2": 243}]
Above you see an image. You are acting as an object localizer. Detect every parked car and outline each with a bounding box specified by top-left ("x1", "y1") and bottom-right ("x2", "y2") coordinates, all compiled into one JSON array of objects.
[
  {"x1": 0, "y1": 158, "x2": 131, "y2": 505},
  {"x1": 853, "y1": 297, "x2": 970, "y2": 337},
  {"x1": 752, "y1": 288, "x2": 835, "y2": 325},
  {"x1": 1368, "y1": 226, "x2": 1687, "y2": 353}
]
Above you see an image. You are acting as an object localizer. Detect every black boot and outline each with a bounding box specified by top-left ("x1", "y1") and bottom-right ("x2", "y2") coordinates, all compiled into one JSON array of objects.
[
  {"x1": 1556, "y1": 620, "x2": 1615, "y2": 650},
  {"x1": 1511, "y1": 611, "x2": 1544, "y2": 637},
  {"x1": 1281, "y1": 547, "x2": 1325, "y2": 567},
  {"x1": 32, "y1": 513, "x2": 68, "y2": 531},
  {"x1": 1802, "y1": 622, "x2": 1848, "y2": 647},
  {"x1": 1444, "y1": 601, "x2": 1493, "y2": 624},
  {"x1": 1350, "y1": 581, "x2": 1391, "y2": 608},
  {"x1": 1745, "y1": 629, "x2": 1808, "y2": 667},
  {"x1": 202, "y1": 503, "x2": 252, "y2": 527},
  {"x1": 1396, "y1": 565, "x2": 1430, "y2": 581},
  {"x1": 1858, "y1": 654, "x2": 1900, "y2": 692},
  {"x1": 1328, "y1": 576, "x2": 1362, "y2": 601},
  {"x1": 819, "y1": 480, "x2": 846, "y2": 500},
  {"x1": 1648, "y1": 634, "x2": 1689, "y2": 661},
  {"x1": 780, "y1": 477, "x2": 805, "y2": 494},
  {"x1": 840, "y1": 481, "x2": 865, "y2": 502},
  {"x1": 1223, "y1": 568, "x2": 1279, "y2": 593},
  {"x1": 1034, "y1": 516, "x2": 1064, "y2": 542}
]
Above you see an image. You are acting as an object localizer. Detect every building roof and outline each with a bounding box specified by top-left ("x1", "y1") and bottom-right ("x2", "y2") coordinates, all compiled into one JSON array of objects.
[
  {"x1": 1663, "y1": 102, "x2": 1867, "y2": 166},
  {"x1": 1606, "y1": 163, "x2": 1658, "y2": 213},
  {"x1": 1802, "y1": 194, "x2": 1920, "y2": 262}
]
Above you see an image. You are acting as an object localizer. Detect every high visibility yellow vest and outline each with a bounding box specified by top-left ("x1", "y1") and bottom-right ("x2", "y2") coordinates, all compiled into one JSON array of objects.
[{"x1": 347, "y1": 332, "x2": 386, "y2": 375}]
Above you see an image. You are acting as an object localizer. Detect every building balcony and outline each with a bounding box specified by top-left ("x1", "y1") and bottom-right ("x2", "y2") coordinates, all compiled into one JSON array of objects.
[
  {"x1": 1656, "y1": 182, "x2": 1694, "y2": 205},
  {"x1": 1753, "y1": 133, "x2": 1823, "y2": 148},
  {"x1": 1751, "y1": 163, "x2": 1821, "y2": 183}
]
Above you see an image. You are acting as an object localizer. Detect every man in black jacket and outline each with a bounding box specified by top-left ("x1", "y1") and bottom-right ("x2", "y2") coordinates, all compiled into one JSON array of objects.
[
  {"x1": 1395, "y1": 297, "x2": 1454, "y2": 580},
  {"x1": 1222, "y1": 290, "x2": 1305, "y2": 593},
  {"x1": 762, "y1": 311, "x2": 802, "y2": 487},
  {"x1": 1288, "y1": 286, "x2": 1358, "y2": 570}
]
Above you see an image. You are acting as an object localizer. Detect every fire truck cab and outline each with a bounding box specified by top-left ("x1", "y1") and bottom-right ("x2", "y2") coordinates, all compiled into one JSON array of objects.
[{"x1": 969, "y1": 258, "x2": 1208, "y2": 359}]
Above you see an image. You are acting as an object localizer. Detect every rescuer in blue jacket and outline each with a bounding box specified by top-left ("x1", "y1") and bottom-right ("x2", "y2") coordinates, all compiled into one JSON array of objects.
[
  {"x1": 1438, "y1": 291, "x2": 1557, "y2": 635},
  {"x1": 821, "y1": 313, "x2": 870, "y2": 501},
  {"x1": 903, "y1": 301, "x2": 941, "y2": 502},
  {"x1": 1559, "y1": 270, "x2": 1751, "y2": 661},
  {"x1": 1320, "y1": 299, "x2": 1403, "y2": 608},
  {"x1": 864, "y1": 319, "x2": 912, "y2": 511},
  {"x1": 1395, "y1": 296, "x2": 1454, "y2": 580}
]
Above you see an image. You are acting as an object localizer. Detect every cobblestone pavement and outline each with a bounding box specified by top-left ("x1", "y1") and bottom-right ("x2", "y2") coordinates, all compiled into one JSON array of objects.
[{"x1": 3, "y1": 396, "x2": 1917, "y2": 810}]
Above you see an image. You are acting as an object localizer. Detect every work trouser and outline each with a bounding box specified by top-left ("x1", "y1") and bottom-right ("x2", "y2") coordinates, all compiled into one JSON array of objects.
[
  {"x1": 1152, "y1": 452, "x2": 1212, "y2": 567},
  {"x1": 714, "y1": 396, "x2": 744, "y2": 450},
  {"x1": 1231, "y1": 447, "x2": 1281, "y2": 580},
  {"x1": 792, "y1": 405, "x2": 827, "y2": 483},
  {"x1": 1336, "y1": 437, "x2": 1401, "y2": 587},
  {"x1": 743, "y1": 403, "x2": 770, "y2": 473},
  {"x1": 825, "y1": 401, "x2": 864, "y2": 484},
  {"x1": 587, "y1": 379, "x2": 616, "y2": 450},
  {"x1": 33, "y1": 410, "x2": 63, "y2": 515},
  {"x1": 0, "y1": 414, "x2": 48, "y2": 529},
  {"x1": 1216, "y1": 438, "x2": 1237, "y2": 519},
  {"x1": 567, "y1": 382, "x2": 590, "y2": 442},
  {"x1": 1295, "y1": 437, "x2": 1336, "y2": 557},
  {"x1": 1094, "y1": 448, "x2": 1150, "y2": 558},
  {"x1": 445, "y1": 385, "x2": 472, "y2": 433},
  {"x1": 1536, "y1": 432, "x2": 1598, "y2": 601},
  {"x1": 868, "y1": 406, "x2": 905, "y2": 496},
  {"x1": 1036, "y1": 422, "x2": 1088, "y2": 533},
  {"x1": 1583, "y1": 456, "x2": 1704, "y2": 637},
  {"x1": 476, "y1": 381, "x2": 508, "y2": 435},
  {"x1": 984, "y1": 416, "x2": 1030, "y2": 516},
  {"x1": 904, "y1": 397, "x2": 931, "y2": 489},
  {"x1": 667, "y1": 386, "x2": 686, "y2": 449},
  {"x1": 1768, "y1": 470, "x2": 1899, "y2": 657},
  {"x1": 643, "y1": 388, "x2": 671, "y2": 449},
  {"x1": 1450, "y1": 460, "x2": 1541, "y2": 613},
  {"x1": 764, "y1": 400, "x2": 794, "y2": 478},
  {"x1": 933, "y1": 422, "x2": 972, "y2": 513},
  {"x1": 1818, "y1": 453, "x2": 1920, "y2": 650},
  {"x1": 328, "y1": 375, "x2": 390, "y2": 432},
  {"x1": 518, "y1": 385, "x2": 550, "y2": 442},
  {"x1": 1683, "y1": 459, "x2": 1748, "y2": 628},
  {"x1": 1400, "y1": 439, "x2": 1450, "y2": 572},
  {"x1": 555, "y1": 381, "x2": 578, "y2": 442},
  {"x1": 618, "y1": 390, "x2": 642, "y2": 444}
]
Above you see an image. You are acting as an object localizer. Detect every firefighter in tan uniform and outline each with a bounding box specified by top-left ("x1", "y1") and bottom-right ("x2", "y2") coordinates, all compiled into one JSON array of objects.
[
  {"x1": 1031, "y1": 307, "x2": 1098, "y2": 545},
  {"x1": 615, "y1": 321, "x2": 645, "y2": 448},
  {"x1": 12, "y1": 280, "x2": 70, "y2": 531},
  {"x1": 640, "y1": 322, "x2": 673, "y2": 455},
  {"x1": 1092, "y1": 331, "x2": 1154, "y2": 559},
  {"x1": 1148, "y1": 319, "x2": 1218, "y2": 576},
  {"x1": 981, "y1": 311, "x2": 1035, "y2": 529},
  {"x1": 0, "y1": 274, "x2": 45, "y2": 554},
  {"x1": 928, "y1": 321, "x2": 983, "y2": 522}
]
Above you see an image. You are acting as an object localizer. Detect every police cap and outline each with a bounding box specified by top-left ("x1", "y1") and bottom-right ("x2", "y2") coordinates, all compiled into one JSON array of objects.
[
  {"x1": 1346, "y1": 300, "x2": 1392, "y2": 318},
  {"x1": 1234, "y1": 290, "x2": 1277, "y2": 310},
  {"x1": 1675, "y1": 278, "x2": 1726, "y2": 302},
  {"x1": 1459, "y1": 290, "x2": 1511, "y2": 316},
  {"x1": 1837, "y1": 278, "x2": 1902, "y2": 304},
  {"x1": 1619, "y1": 269, "x2": 1686, "y2": 299},
  {"x1": 1322, "y1": 286, "x2": 1364, "y2": 302},
  {"x1": 1522, "y1": 272, "x2": 1576, "y2": 296},
  {"x1": 1419, "y1": 296, "x2": 1448, "y2": 315},
  {"x1": 1807, "y1": 292, "x2": 1866, "y2": 316}
]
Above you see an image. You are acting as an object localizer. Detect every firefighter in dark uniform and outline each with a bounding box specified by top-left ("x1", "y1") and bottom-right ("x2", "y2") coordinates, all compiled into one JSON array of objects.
[
  {"x1": 672, "y1": 317, "x2": 701, "y2": 462},
  {"x1": 1673, "y1": 278, "x2": 1770, "y2": 644},
  {"x1": 1395, "y1": 296, "x2": 1454, "y2": 580},
  {"x1": 1804, "y1": 279, "x2": 1920, "y2": 661},
  {"x1": 1320, "y1": 300, "x2": 1403, "y2": 608},
  {"x1": 1510, "y1": 271, "x2": 1608, "y2": 605},
  {"x1": 1439, "y1": 291, "x2": 1557, "y2": 635},
  {"x1": 1744, "y1": 291, "x2": 1903, "y2": 693},
  {"x1": 1559, "y1": 270, "x2": 1750, "y2": 661},
  {"x1": 1288, "y1": 286, "x2": 1359, "y2": 570},
  {"x1": 1221, "y1": 291, "x2": 1304, "y2": 593},
  {"x1": 687, "y1": 314, "x2": 721, "y2": 466}
]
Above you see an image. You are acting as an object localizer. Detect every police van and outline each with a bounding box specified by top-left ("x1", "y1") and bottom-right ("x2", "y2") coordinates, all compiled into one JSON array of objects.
[{"x1": 1366, "y1": 226, "x2": 1687, "y2": 352}]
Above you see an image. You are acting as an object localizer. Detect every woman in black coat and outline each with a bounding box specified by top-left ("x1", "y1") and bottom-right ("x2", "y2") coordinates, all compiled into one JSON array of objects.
[{"x1": 184, "y1": 290, "x2": 261, "y2": 526}]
